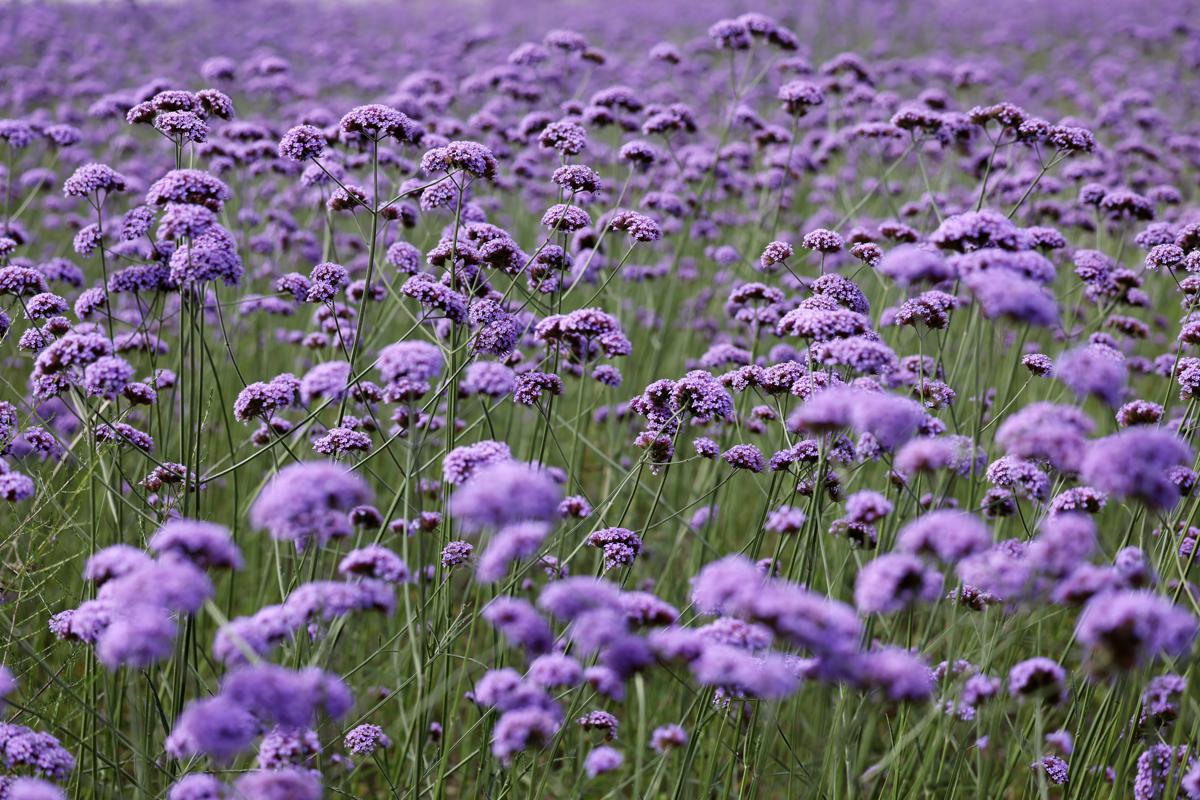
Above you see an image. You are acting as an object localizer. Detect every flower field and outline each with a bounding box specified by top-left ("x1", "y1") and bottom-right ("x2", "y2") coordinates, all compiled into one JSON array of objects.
[{"x1": 0, "y1": 0, "x2": 1198, "y2": 796}]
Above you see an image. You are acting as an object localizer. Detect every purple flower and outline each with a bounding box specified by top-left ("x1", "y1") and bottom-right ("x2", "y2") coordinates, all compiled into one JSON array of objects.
[
  {"x1": 62, "y1": 163, "x2": 127, "y2": 198},
  {"x1": 338, "y1": 545, "x2": 409, "y2": 583},
  {"x1": 764, "y1": 506, "x2": 807, "y2": 535},
  {"x1": 896, "y1": 510, "x2": 992, "y2": 563},
  {"x1": 84, "y1": 545, "x2": 152, "y2": 586},
  {"x1": 440, "y1": 540, "x2": 474, "y2": 568},
  {"x1": 651, "y1": 724, "x2": 688, "y2": 753},
  {"x1": 448, "y1": 461, "x2": 562, "y2": 532},
  {"x1": 6, "y1": 778, "x2": 67, "y2": 800},
  {"x1": 166, "y1": 696, "x2": 259, "y2": 762},
  {"x1": 584, "y1": 745, "x2": 624, "y2": 777},
  {"x1": 527, "y1": 653, "x2": 583, "y2": 688},
  {"x1": 995, "y1": 402, "x2": 1093, "y2": 473},
  {"x1": 232, "y1": 769, "x2": 321, "y2": 800},
  {"x1": 0, "y1": 722, "x2": 75, "y2": 780},
  {"x1": 278, "y1": 125, "x2": 326, "y2": 161},
  {"x1": 98, "y1": 558, "x2": 213, "y2": 615},
  {"x1": 1081, "y1": 429, "x2": 1192, "y2": 509},
  {"x1": 345, "y1": 723, "x2": 391, "y2": 757},
  {"x1": 257, "y1": 726, "x2": 320, "y2": 771},
  {"x1": 420, "y1": 141, "x2": 497, "y2": 180},
  {"x1": 146, "y1": 169, "x2": 231, "y2": 212},
  {"x1": 1076, "y1": 590, "x2": 1196, "y2": 671},
  {"x1": 1136, "y1": 744, "x2": 1194, "y2": 800},
  {"x1": 854, "y1": 554, "x2": 943, "y2": 615},
  {"x1": 443, "y1": 440, "x2": 512, "y2": 485},
  {"x1": 491, "y1": 708, "x2": 560, "y2": 763},
  {"x1": 378, "y1": 340, "x2": 443, "y2": 384},
  {"x1": 1054, "y1": 345, "x2": 1126, "y2": 406},
  {"x1": 963, "y1": 270, "x2": 1058, "y2": 327},
  {"x1": 876, "y1": 245, "x2": 953, "y2": 286},
  {"x1": 167, "y1": 774, "x2": 227, "y2": 800},
  {"x1": 538, "y1": 577, "x2": 623, "y2": 621},
  {"x1": 249, "y1": 461, "x2": 372, "y2": 548},
  {"x1": 586, "y1": 527, "x2": 643, "y2": 571},
  {"x1": 149, "y1": 520, "x2": 242, "y2": 570},
  {"x1": 690, "y1": 644, "x2": 800, "y2": 699},
  {"x1": 340, "y1": 104, "x2": 417, "y2": 142},
  {"x1": 721, "y1": 444, "x2": 764, "y2": 472},
  {"x1": 483, "y1": 597, "x2": 554, "y2": 654},
  {"x1": 854, "y1": 647, "x2": 934, "y2": 702},
  {"x1": 476, "y1": 522, "x2": 552, "y2": 583},
  {"x1": 1007, "y1": 657, "x2": 1068, "y2": 704}
]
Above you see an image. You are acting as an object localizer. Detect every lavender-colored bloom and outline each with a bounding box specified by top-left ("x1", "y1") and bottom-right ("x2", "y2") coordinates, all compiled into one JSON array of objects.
[
  {"x1": 690, "y1": 644, "x2": 800, "y2": 699},
  {"x1": 443, "y1": 440, "x2": 511, "y2": 485},
  {"x1": 421, "y1": 141, "x2": 497, "y2": 180},
  {"x1": 257, "y1": 726, "x2": 320, "y2": 771},
  {"x1": 146, "y1": 169, "x2": 231, "y2": 211},
  {"x1": 651, "y1": 724, "x2": 687, "y2": 753},
  {"x1": 538, "y1": 577, "x2": 623, "y2": 621},
  {"x1": 577, "y1": 709, "x2": 619, "y2": 740},
  {"x1": 1081, "y1": 429, "x2": 1192, "y2": 509},
  {"x1": 876, "y1": 245, "x2": 953, "y2": 286},
  {"x1": 312, "y1": 426, "x2": 372, "y2": 456},
  {"x1": 249, "y1": 461, "x2": 372, "y2": 548},
  {"x1": 854, "y1": 554, "x2": 943, "y2": 615},
  {"x1": 690, "y1": 555, "x2": 766, "y2": 615},
  {"x1": 338, "y1": 545, "x2": 408, "y2": 583},
  {"x1": 6, "y1": 779, "x2": 66, "y2": 800},
  {"x1": 378, "y1": 340, "x2": 443, "y2": 384},
  {"x1": 285, "y1": 579, "x2": 394, "y2": 622},
  {"x1": 98, "y1": 558, "x2": 213, "y2": 614},
  {"x1": 963, "y1": 270, "x2": 1057, "y2": 327},
  {"x1": 440, "y1": 540, "x2": 474, "y2": 568},
  {"x1": 84, "y1": 545, "x2": 152, "y2": 586},
  {"x1": 995, "y1": 402, "x2": 1092, "y2": 473},
  {"x1": 167, "y1": 774, "x2": 227, "y2": 800},
  {"x1": 82, "y1": 356, "x2": 134, "y2": 399},
  {"x1": 0, "y1": 722, "x2": 75, "y2": 780},
  {"x1": 232, "y1": 769, "x2": 321, "y2": 800},
  {"x1": 219, "y1": 664, "x2": 352, "y2": 729},
  {"x1": 1137, "y1": 744, "x2": 1194, "y2": 800},
  {"x1": 149, "y1": 520, "x2": 242, "y2": 570},
  {"x1": 1027, "y1": 514, "x2": 1095, "y2": 578},
  {"x1": 278, "y1": 125, "x2": 326, "y2": 161},
  {"x1": 609, "y1": 209, "x2": 662, "y2": 242},
  {"x1": 345, "y1": 723, "x2": 391, "y2": 757},
  {"x1": 896, "y1": 510, "x2": 991, "y2": 563},
  {"x1": 765, "y1": 505, "x2": 806, "y2": 535},
  {"x1": 476, "y1": 521, "x2": 552, "y2": 583},
  {"x1": 846, "y1": 491, "x2": 893, "y2": 523},
  {"x1": 483, "y1": 597, "x2": 553, "y2": 654},
  {"x1": 1054, "y1": 345, "x2": 1126, "y2": 406},
  {"x1": 721, "y1": 444, "x2": 764, "y2": 472},
  {"x1": 854, "y1": 647, "x2": 934, "y2": 702},
  {"x1": 461, "y1": 362, "x2": 514, "y2": 397},
  {"x1": 401, "y1": 274, "x2": 468, "y2": 323},
  {"x1": 584, "y1": 745, "x2": 624, "y2": 777},
  {"x1": 1007, "y1": 657, "x2": 1068, "y2": 704},
  {"x1": 790, "y1": 388, "x2": 924, "y2": 450},
  {"x1": 340, "y1": 104, "x2": 417, "y2": 142},
  {"x1": 1076, "y1": 590, "x2": 1197, "y2": 671},
  {"x1": 491, "y1": 708, "x2": 560, "y2": 762},
  {"x1": 586, "y1": 527, "x2": 643, "y2": 571},
  {"x1": 166, "y1": 696, "x2": 259, "y2": 762},
  {"x1": 62, "y1": 163, "x2": 127, "y2": 198},
  {"x1": 234, "y1": 376, "x2": 298, "y2": 422},
  {"x1": 448, "y1": 461, "x2": 562, "y2": 532},
  {"x1": 527, "y1": 653, "x2": 582, "y2": 688}
]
